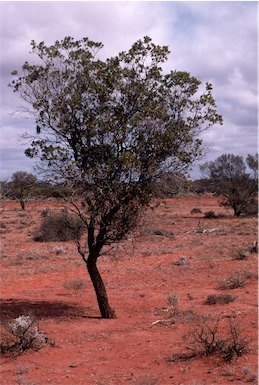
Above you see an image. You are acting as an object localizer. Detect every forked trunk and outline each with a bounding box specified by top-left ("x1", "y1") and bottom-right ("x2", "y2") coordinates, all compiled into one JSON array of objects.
[{"x1": 87, "y1": 253, "x2": 116, "y2": 319}]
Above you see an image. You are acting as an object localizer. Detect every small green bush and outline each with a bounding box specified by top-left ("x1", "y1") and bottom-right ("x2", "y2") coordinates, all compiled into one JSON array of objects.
[{"x1": 34, "y1": 210, "x2": 85, "y2": 242}]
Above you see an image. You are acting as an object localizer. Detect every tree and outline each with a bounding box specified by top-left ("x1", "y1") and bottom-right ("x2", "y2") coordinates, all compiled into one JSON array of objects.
[
  {"x1": 200, "y1": 154, "x2": 258, "y2": 216},
  {"x1": 9, "y1": 171, "x2": 38, "y2": 210},
  {"x1": 10, "y1": 36, "x2": 222, "y2": 318}
]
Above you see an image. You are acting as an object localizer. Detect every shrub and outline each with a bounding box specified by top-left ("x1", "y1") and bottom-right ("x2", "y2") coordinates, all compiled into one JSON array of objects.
[
  {"x1": 234, "y1": 248, "x2": 251, "y2": 260},
  {"x1": 183, "y1": 315, "x2": 249, "y2": 362},
  {"x1": 41, "y1": 207, "x2": 52, "y2": 217},
  {"x1": 243, "y1": 200, "x2": 258, "y2": 216},
  {"x1": 0, "y1": 315, "x2": 47, "y2": 355},
  {"x1": 205, "y1": 294, "x2": 236, "y2": 305},
  {"x1": 234, "y1": 242, "x2": 258, "y2": 260},
  {"x1": 242, "y1": 367, "x2": 258, "y2": 382},
  {"x1": 54, "y1": 246, "x2": 66, "y2": 255},
  {"x1": 34, "y1": 210, "x2": 85, "y2": 242},
  {"x1": 191, "y1": 208, "x2": 202, "y2": 214},
  {"x1": 204, "y1": 210, "x2": 217, "y2": 218},
  {"x1": 166, "y1": 292, "x2": 179, "y2": 317},
  {"x1": 63, "y1": 278, "x2": 85, "y2": 293},
  {"x1": 219, "y1": 271, "x2": 247, "y2": 290},
  {"x1": 248, "y1": 241, "x2": 258, "y2": 254}
]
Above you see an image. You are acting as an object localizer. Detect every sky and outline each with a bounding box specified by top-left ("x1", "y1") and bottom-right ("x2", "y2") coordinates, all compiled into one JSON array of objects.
[{"x1": 0, "y1": 1, "x2": 258, "y2": 181}]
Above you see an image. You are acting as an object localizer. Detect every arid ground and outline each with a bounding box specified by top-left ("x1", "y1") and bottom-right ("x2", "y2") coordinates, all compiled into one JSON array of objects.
[{"x1": 0, "y1": 195, "x2": 258, "y2": 385}]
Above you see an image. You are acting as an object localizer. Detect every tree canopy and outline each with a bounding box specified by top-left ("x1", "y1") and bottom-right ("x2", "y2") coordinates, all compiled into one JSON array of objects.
[
  {"x1": 10, "y1": 36, "x2": 223, "y2": 317},
  {"x1": 200, "y1": 153, "x2": 258, "y2": 216},
  {"x1": 9, "y1": 171, "x2": 37, "y2": 210}
]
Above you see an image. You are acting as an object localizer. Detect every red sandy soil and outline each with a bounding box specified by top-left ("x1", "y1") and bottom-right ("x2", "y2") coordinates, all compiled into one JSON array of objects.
[{"x1": 0, "y1": 196, "x2": 258, "y2": 385}]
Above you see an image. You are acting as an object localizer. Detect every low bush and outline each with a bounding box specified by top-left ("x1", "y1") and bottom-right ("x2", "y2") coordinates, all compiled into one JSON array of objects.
[
  {"x1": 205, "y1": 294, "x2": 236, "y2": 305},
  {"x1": 204, "y1": 210, "x2": 217, "y2": 218},
  {"x1": 34, "y1": 210, "x2": 85, "y2": 242},
  {"x1": 234, "y1": 242, "x2": 258, "y2": 260},
  {"x1": 243, "y1": 200, "x2": 258, "y2": 216},
  {"x1": 219, "y1": 271, "x2": 247, "y2": 290},
  {"x1": 0, "y1": 315, "x2": 47, "y2": 356},
  {"x1": 191, "y1": 208, "x2": 202, "y2": 214},
  {"x1": 183, "y1": 315, "x2": 249, "y2": 362},
  {"x1": 63, "y1": 278, "x2": 85, "y2": 293},
  {"x1": 166, "y1": 292, "x2": 179, "y2": 317}
]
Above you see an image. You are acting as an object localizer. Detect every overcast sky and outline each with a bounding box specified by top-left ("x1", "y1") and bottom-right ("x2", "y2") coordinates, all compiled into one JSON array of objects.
[{"x1": 0, "y1": 1, "x2": 258, "y2": 180}]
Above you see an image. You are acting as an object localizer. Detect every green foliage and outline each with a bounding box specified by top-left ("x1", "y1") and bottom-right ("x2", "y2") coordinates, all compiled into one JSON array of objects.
[
  {"x1": 200, "y1": 154, "x2": 258, "y2": 217},
  {"x1": 10, "y1": 36, "x2": 222, "y2": 248},
  {"x1": 7, "y1": 171, "x2": 37, "y2": 209},
  {"x1": 10, "y1": 36, "x2": 222, "y2": 318}
]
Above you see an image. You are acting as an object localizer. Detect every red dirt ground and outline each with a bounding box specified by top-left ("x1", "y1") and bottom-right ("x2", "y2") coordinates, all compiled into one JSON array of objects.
[{"x1": 0, "y1": 196, "x2": 258, "y2": 385}]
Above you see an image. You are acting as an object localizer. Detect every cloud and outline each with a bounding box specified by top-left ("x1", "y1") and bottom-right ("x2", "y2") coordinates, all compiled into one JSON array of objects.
[{"x1": 0, "y1": 1, "x2": 257, "y2": 180}]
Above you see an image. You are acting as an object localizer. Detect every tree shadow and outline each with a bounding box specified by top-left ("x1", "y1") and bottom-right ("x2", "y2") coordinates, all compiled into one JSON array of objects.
[{"x1": 0, "y1": 298, "x2": 101, "y2": 320}]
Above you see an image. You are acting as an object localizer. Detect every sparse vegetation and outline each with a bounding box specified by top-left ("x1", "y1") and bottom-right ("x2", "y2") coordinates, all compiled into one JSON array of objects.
[
  {"x1": 53, "y1": 246, "x2": 66, "y2": 255},
  {"x1": 63, "y1": 278, "x2": 85, "y2": 293},
  {"x1": 183, "y1": 315, "x2": 250, "y2": 362},
  {"x1": 234, "y1": 242, "x2": 258, "y2": 260},
  {"x1": 1, "y1": 195, "x2": 257, "y2": 382},
  {"x1": 205, "y1": 294, "x2": 236, "y2": 305},
  {"x1": 191, "y1": 208, "x2": 202, "y2": 214},
  {"x1": 0, "y1": 221, "x2": 6, "y2": 228},
  {"x1": 0, "y1": 315, "x2": 47, "y2": 356},
  {"x1": 242, "y1": 366, "x2": 258, "y2": 383},
  {"x1": 219, "y1": 271, "x2": 248, "y2": 290},
  {"x1": 166, "y1": 292, "x2": 179, "y2": 317},
  {"x1": 203, "y1": 210, "x2": 217, "y2": 218}
]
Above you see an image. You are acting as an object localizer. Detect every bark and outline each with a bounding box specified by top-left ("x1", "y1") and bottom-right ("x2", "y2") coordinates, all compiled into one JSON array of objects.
[
  {"x1": 87, "y1": 253, "x2": 116, "y2": 319},
  {"x1": 20, "y1": 199, "x2": 25, "y2": 210}
]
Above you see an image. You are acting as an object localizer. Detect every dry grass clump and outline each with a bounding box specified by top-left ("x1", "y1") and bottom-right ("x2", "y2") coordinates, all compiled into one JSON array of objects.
[
  {"x1": 219, "y1": 271, "x2": 247, "y2": 290},
  {"x1": 166, "y1": 292, "x2": 179, "y2": 317},
  {"x1": 63, "y1": 278, "x2": 85, "y2": 293},
  {"x1": 205, "y1": 294, "x2": 236, "y2": 305}
]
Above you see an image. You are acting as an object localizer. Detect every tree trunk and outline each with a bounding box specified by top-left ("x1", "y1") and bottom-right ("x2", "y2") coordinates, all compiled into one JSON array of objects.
[{"x1": 87, "y1": 253, "x2": 116, "y2": 319}]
